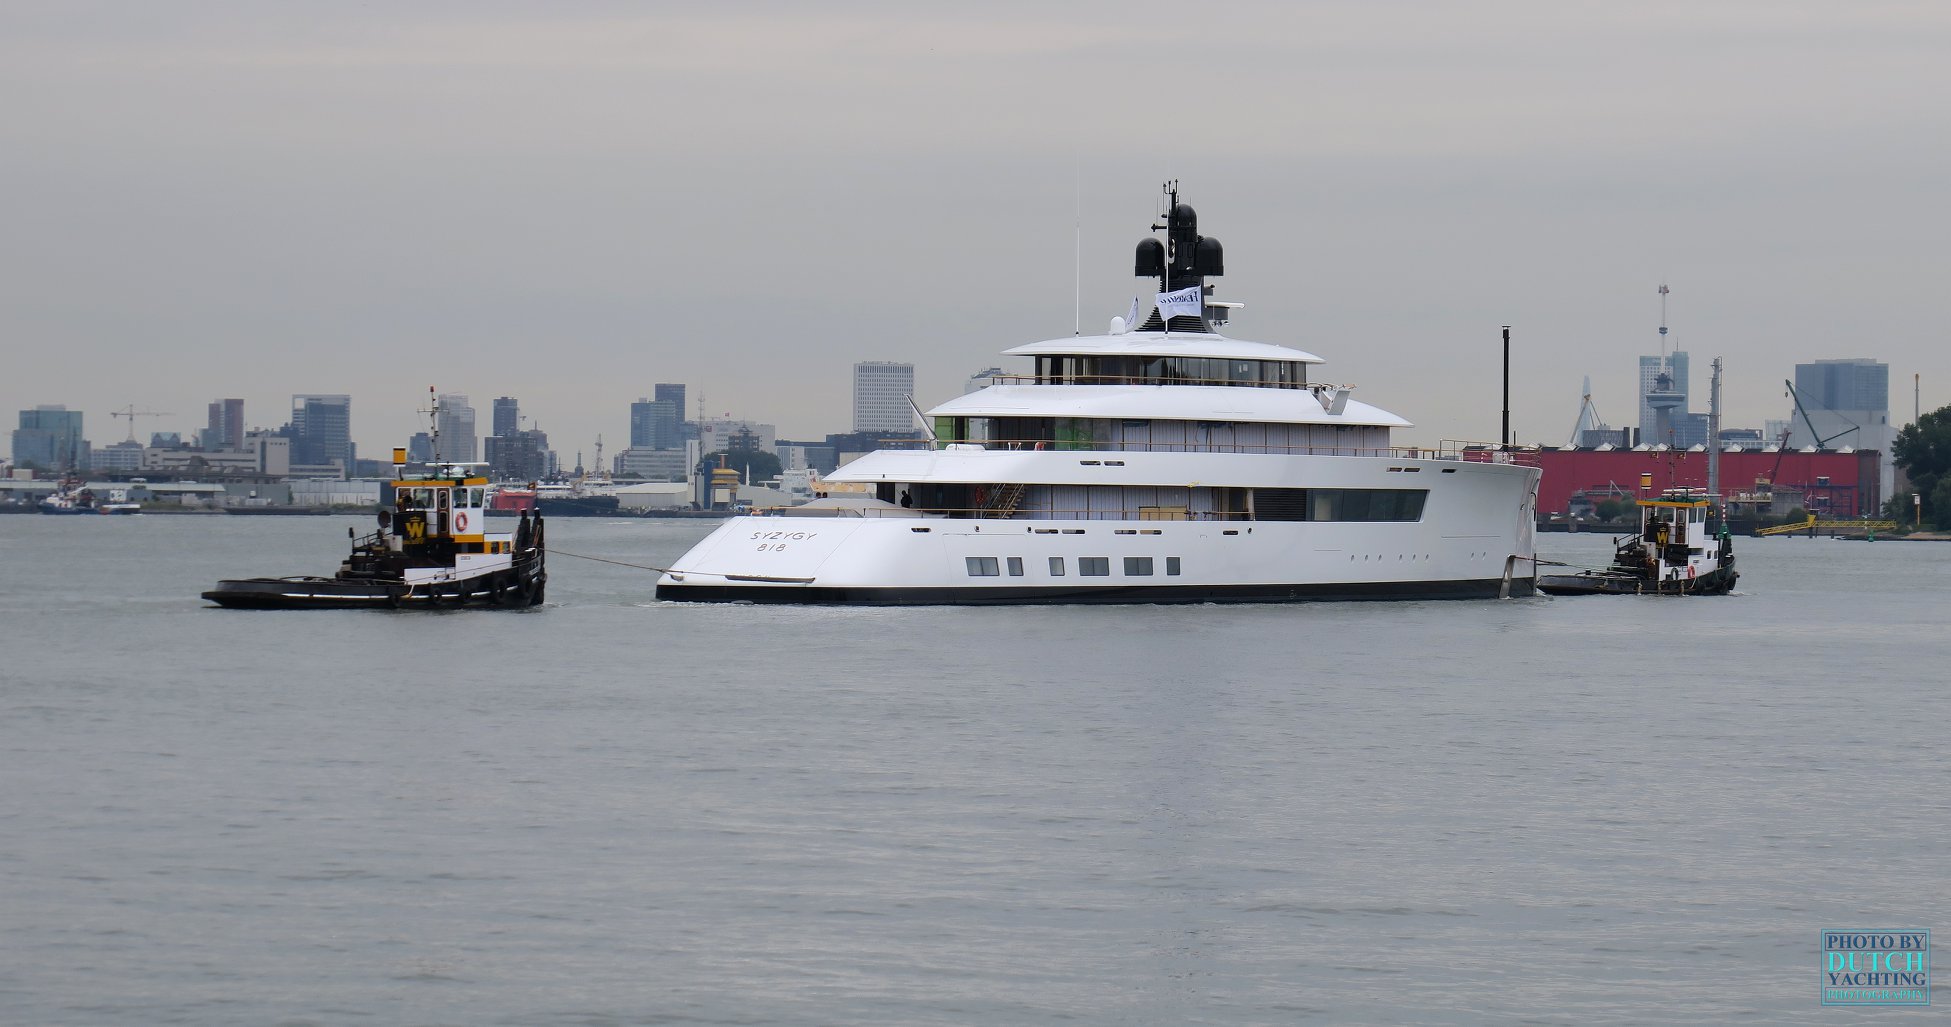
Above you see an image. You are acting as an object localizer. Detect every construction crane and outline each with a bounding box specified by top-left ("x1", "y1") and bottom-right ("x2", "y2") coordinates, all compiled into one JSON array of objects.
[
  {"x1": 1786, "y1": 379, "x2": 1859, "y2": 449},
  {"x1": 109, "y1": 405, "x2": 174, "y2": 443},
  {"x1": 1762, "y1": 380, "x2": 1860, "y2": 507}
]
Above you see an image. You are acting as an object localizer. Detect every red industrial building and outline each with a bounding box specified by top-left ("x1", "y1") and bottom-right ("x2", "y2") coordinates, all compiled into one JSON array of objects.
[{"x1": 1528, "y1": 448, "x2": 1880, "y2": 518}]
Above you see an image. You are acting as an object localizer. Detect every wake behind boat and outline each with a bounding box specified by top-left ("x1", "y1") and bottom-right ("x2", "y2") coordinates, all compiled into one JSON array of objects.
[{"x1": 656, "y1": 185, "x2": 1540, "y2": 605}]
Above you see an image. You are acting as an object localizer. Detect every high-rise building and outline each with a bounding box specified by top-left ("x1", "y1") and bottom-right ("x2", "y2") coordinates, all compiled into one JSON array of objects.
[
  {"x1": 290, "y1": 394, "x2": 353, "y2": 470},
  {"x1": 205, "y1": 398, "x2": 245, "y2": 451},
  {"x1": 1794, "y1": 359, "x2": 1889, "y2": 417},
  {"x1": 487, "y1": 428, "x2": 553, "y2": 482},
  {"x1": 654, "y1": 383, "x2": 692, "y2": 443},
  {"x1": 629, "y1": 398, "x2": 682, "y2": 450},
  {"x1": 435, "y1": 394, "x2": 477, "y2": 463},
  {"x1": 853, "y1": 361, "x2": 915, "y2": 433},
  {"x1": 1786, "y1": 358, "x2": 1893, "y2": 500},
  {"x1": 407, "y1": 432, "x2": 434, "y2": 463},
  {"x1": 492, "y1": 397, "x2": 520, "y2": 438},
  {"x1": 11, "y1": 405, "x2": 89, "y2": 471},
  {"x1": 1637, "y1": 351, "x2": 1690, "y2": 444}
]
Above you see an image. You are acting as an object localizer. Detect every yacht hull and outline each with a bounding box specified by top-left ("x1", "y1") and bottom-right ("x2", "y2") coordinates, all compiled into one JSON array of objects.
[
  {"x1": 657, "y1": 458, "x2": 1539, "y2": 606},
  {"x1": 656, "y1": 576, "x2": 1527, "y2": 605}
]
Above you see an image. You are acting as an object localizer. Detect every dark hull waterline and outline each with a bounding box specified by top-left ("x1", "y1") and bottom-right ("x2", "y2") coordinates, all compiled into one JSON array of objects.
[
  {"x1": 1537, "y1": 565, "x2": 1737, "y2": 597},
  {"x1": 203, "y1": 570, "x2": 544, "y2": 610},
  {"x1": 657, "y1": 576, "x2": 1536, "y2": 606}
]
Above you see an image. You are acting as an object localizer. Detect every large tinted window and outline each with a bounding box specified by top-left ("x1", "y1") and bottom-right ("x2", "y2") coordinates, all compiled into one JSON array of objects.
[{"x1": 1264, "y1": 488, "x2": 1428, "y2": 522}]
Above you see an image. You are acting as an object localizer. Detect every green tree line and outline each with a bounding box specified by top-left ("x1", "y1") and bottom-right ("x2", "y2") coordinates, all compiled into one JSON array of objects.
[{"x1": 1892, "y1": 404, "x2": 1951, "y2": 530}]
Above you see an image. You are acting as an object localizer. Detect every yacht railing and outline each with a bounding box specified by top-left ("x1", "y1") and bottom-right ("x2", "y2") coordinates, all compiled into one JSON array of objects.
[
  {"x1": 982, "y1": 373, "x2": 1312, "y2": 390},
  {"x1": 761, "y1": 505, "x2": 1259, "y2": 520},
  {"x1": 876, "y1": 438, "x2": 1540, "y2": 461}
]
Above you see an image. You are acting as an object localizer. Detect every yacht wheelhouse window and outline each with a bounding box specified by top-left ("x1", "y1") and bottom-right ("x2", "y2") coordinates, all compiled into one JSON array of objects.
[
  {"x1": 1079, "y1": 557, "x2": 1110, "y2": 576},
  {"x1": 1035, "y1": 355, "x2": 1307, "y2": 388},
  {"x1": 1006, "y1": 557, "x2": 1024, "y2": 576},
  {"x1": 965, "y1": 557, "x2": 1000, "y2": 577},
  {"x1": 1124, "y1": 557, "x2": 1154, "y2": 576},
  {"x1": 1166, "y1": 557, "x2": 1182, "y2": 576},
  {"x1": 1048, "y1": 557, "x2": 1065, "y2": 576}
]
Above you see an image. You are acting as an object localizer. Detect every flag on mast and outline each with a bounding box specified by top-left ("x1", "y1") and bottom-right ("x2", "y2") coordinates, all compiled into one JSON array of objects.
[{"x1": 1155, "y1": 285, "x2": 1202, "y2": 321}]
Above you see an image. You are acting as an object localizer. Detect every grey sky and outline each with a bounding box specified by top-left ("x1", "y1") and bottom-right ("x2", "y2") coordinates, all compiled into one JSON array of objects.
[{"x1": 5, "y1": 1, "x2": 1948, "y2": 459}]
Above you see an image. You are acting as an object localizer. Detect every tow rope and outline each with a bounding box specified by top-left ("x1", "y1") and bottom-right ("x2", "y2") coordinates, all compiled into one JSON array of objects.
[{"x1": 549, "y1": 548, "x2": 679, "y2": 575}]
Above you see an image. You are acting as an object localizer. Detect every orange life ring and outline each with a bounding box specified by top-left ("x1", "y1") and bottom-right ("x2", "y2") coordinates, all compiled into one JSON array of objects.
[{"x1": 455, "y1": 511, "x2": 469, "y2": 532}]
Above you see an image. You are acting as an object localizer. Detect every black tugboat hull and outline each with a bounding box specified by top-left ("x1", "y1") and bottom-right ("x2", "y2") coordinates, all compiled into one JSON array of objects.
[
  {"x1": 203, "y1": 569, "x2": 545, "y2": 609},
  {"x1": 1538, "y1": 564, "x2": 1737, "y2": 597}
]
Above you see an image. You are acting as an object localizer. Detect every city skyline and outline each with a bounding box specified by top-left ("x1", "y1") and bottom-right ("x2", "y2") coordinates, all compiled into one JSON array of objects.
[
  {"x1": 5, "y1": 342, "x2": 1929, "y2": 476},
  {"x1": 3, "y1": 4, "x2": 1948, "y2": 461}
]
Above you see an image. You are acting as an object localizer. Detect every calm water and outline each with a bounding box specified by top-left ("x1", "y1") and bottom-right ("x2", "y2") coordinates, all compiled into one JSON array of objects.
[{"x1": 1, "y1": 514, "x2": 1946, "y2": 1025}]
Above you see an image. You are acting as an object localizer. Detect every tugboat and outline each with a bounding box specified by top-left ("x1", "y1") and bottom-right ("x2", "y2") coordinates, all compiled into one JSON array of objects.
[
  {"x1": 203, "y1": 442, "x2": 546, "y2": 610},
  {"x1": 39, "y1": 478, "x2": 104, "y2": 514},
  {"x1": 1539, "y1": 488, "x2": 1737, "y2": 596}
]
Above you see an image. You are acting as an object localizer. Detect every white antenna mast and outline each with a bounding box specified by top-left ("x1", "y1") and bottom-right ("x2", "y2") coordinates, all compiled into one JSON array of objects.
[{"x1": 1657, "y1": 282, "x2": 1670, "y2": 369}]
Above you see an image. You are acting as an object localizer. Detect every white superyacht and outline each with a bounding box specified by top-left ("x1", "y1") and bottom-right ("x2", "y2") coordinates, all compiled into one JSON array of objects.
[{"x1": 658, "y1": 188, "x2": 1539, "y2": 604}]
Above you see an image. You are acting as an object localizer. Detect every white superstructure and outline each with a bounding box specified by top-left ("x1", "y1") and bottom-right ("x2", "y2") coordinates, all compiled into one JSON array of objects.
[{"x1": 658, "y1": 188, "x2": 1539, "y2": 604}]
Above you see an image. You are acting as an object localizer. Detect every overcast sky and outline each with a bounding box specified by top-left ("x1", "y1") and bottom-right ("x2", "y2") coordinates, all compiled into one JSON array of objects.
[{"x1": 5, "y1": 1, "x2": 1948, "y2": 460}]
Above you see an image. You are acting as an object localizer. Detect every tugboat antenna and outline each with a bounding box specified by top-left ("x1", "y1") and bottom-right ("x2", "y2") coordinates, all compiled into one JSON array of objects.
[{"x1": 422, "y1": 386, "x2": 443, "y2": 469}]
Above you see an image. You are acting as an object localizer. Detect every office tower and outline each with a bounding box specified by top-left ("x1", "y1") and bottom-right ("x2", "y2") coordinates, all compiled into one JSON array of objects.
[
  {"x1": 629, "y1": 398, "x2": 682, "y2": 450},
  {"x1": 654, "y1": 383, "x2": 691, "y2": 443},
  {"x1": 853, "y1": 361, "x2": 915, "y2": 433},
  {"x1": 11, "y1": 405, "x2": 89, "y2": 471},
  {"x1": 492, "y1": 396, "x2": 520, "y2": 438},
  {"x1": 435, "y1": 394, "x2": 477, "y2": 463},
  {"x1": 205, "y1": 398, "x2": 245, "y2": 451},
  {"x1": 1794, "y1": 359, "x2": 1890, "y2": 418},
  {"x1": 290, "y1": 394, "x2": 353, "y2": 469},
  {"x1": 487, "y1": 427, "x2": 552, "y2": 482}
]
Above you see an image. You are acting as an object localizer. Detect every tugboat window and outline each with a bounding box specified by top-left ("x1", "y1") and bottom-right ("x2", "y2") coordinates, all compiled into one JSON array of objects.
[
  {"x1": 1124, "y1": 557, "x2": 1154, "y2": 576},
  {"x1": 1007, "y1": 557, "x2": 1024, "y2": 576},
  {"x1": 1048, "y1": 557, "x2": 1065, "y2": 576},
  {"x1": 1079, "y1": 557, "x2": 1110, "y2": 576},
  {"x1": 1166, "y1": 557, "x2": 1181, "y2": 575},
  {"x1": 966, "y1": 557, "x2": 1000, "y2": 576}
]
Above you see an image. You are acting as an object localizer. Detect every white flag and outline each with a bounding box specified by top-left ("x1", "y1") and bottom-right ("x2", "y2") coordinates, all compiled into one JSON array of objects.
[
  {"x1": 1155, "y1": 285, "x2": 1202, "y2": 320},
  {"x1": 1124, "y1": 294, "x2": 1142, "y2": 330}
]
